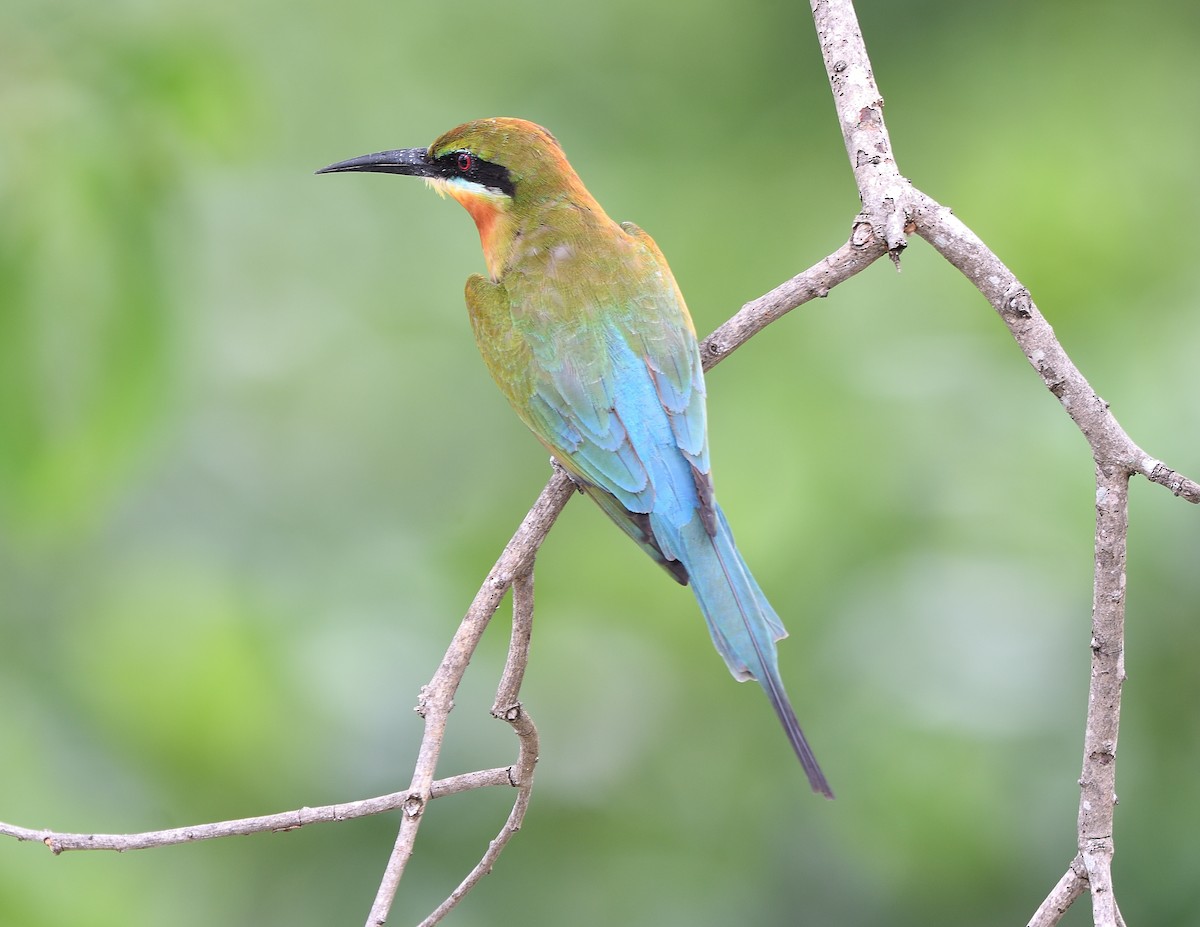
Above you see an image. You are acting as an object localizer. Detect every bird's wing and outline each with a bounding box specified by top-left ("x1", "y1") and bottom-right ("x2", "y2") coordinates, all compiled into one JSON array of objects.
[
  {"x1": 617, "y1": 221, "x2": 714, "y2": 531},
  {"x1": 464, "y1": 224, "x2": 713, "y2": 580}
]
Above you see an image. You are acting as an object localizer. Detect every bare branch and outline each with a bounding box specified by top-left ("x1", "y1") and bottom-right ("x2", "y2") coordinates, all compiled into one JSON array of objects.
[
  {"x1": 364, "y1": 473, "x2": 574, "y2": 927},
  {"x1": 1027, "y1": 856, "x2": 1088, "y2": 927},
  {"x1": 810, "y1": 3, "x2": 1197, "y2": 926},
  {"x1": 0, "y1": 768, "x2": 514, "y2": 854},
  {"x1": 417, "y1": 571, "x2": 541, "y2": 927},
  {"x1": 911, "y1": 192, "x2": 1200, "y2": 502},
  {"x1": 493, "y1": 569, "x2": 536, "y2": 716},
  {"x1": 810, "y1": 0, "x2": 1200, "y2": 517},
  {"x1": 810, "y1": 0, "x2": 909, "y2": 257},
  {"x1": 1077, "y1": 462, "x2": 1130, "y2": 927},
  {"x1": 701, "y1": 232, "x2": 886, "y2": 366}
]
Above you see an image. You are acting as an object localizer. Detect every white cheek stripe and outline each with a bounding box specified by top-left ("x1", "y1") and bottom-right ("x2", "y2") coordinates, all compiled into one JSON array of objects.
[{"x1": 425, "y1": 176, "x2": 508, "y2": 199}]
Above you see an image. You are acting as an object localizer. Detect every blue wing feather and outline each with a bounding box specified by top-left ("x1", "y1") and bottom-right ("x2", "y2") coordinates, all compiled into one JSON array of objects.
[{"x1": 553, "y1": 324, "x2": 831, "y2": 796}]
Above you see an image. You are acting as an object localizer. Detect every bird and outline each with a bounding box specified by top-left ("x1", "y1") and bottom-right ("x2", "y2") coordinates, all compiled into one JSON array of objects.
[{"x1": 317, "y1": 118, "x2": 832, "y2": 797}]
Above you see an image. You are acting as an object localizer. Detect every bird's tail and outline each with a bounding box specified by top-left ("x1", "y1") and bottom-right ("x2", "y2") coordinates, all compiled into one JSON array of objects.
[{"x1": 674, "y1": 505, "x2": 833, "y2": 798}]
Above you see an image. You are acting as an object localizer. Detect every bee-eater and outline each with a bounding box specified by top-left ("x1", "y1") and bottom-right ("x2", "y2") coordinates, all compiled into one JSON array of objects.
[{"x1": 318, "y1": 118, "x2": 832, "y2": 797}]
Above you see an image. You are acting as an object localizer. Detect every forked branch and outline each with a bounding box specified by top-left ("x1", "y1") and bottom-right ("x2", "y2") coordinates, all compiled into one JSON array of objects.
[{"x1": 811, "y1": 3, "x2": 1198, "y2": 927}]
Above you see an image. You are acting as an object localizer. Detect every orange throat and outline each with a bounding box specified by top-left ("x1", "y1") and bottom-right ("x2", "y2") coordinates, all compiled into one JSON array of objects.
[{"x1": 447, "y1": 187, "x2": 510, "y2": 280}]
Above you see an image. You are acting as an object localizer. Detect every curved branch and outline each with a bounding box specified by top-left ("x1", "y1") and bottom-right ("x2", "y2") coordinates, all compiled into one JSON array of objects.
[{"x1": 911, "y1": 192, "x2": 1200, "y2": 502}]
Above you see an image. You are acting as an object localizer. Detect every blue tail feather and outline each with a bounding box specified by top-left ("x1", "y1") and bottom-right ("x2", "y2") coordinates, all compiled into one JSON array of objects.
[{"x1": 667, "y1": 504, "x2": 833, "y2": 798}]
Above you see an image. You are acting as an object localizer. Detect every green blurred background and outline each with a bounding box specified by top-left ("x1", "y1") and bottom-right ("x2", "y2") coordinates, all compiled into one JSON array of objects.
[{"x1": 2, "y1": 0, "x2": 1198, "y2": 924}]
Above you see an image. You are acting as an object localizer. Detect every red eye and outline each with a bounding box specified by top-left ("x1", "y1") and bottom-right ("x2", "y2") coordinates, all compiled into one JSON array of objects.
[{"x1": 456, "y1": 151, "x2": 472, "y2": 172}]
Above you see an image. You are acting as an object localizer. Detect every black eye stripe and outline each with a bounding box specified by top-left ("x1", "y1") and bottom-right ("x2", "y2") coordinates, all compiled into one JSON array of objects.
[{"x1": 433, "y1": 149, "x2": 515, "y2": 197}]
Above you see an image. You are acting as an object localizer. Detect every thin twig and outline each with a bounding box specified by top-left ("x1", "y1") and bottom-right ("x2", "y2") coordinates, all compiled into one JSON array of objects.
[
  {"x1": 417, "y1": 571, "x2": 540, "y2": 927},
  {"x1": 0, "y1": 768, "x2": 514, "y2": 854},
  {"x1": 493, "y1": 570, "x2": 537, "y2": 714},
  {"x1": 700, "y1": 233, "x2": 886, "y2": 366}
]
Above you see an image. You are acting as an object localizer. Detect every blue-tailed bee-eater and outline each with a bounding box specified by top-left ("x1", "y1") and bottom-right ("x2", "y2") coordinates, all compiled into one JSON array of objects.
[{"x1": 318, "y1": 118, "x2": 832, "y2": 797}]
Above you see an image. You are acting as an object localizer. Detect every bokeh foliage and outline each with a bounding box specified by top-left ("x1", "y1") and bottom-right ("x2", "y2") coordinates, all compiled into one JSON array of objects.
[{"x1": 2, "y1": 0, "x2": 1198, "y2": 924}]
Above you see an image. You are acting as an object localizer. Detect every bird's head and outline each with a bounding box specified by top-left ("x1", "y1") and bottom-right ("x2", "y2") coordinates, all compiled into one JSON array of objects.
[{"x1": 317, "y1": 117, "x2": 588, "y2": 278}]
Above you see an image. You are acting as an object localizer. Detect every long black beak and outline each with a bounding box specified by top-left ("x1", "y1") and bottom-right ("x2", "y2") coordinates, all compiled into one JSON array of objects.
[{"x1": 315, "y1": 148, "x2": 434, "y2": 177}]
